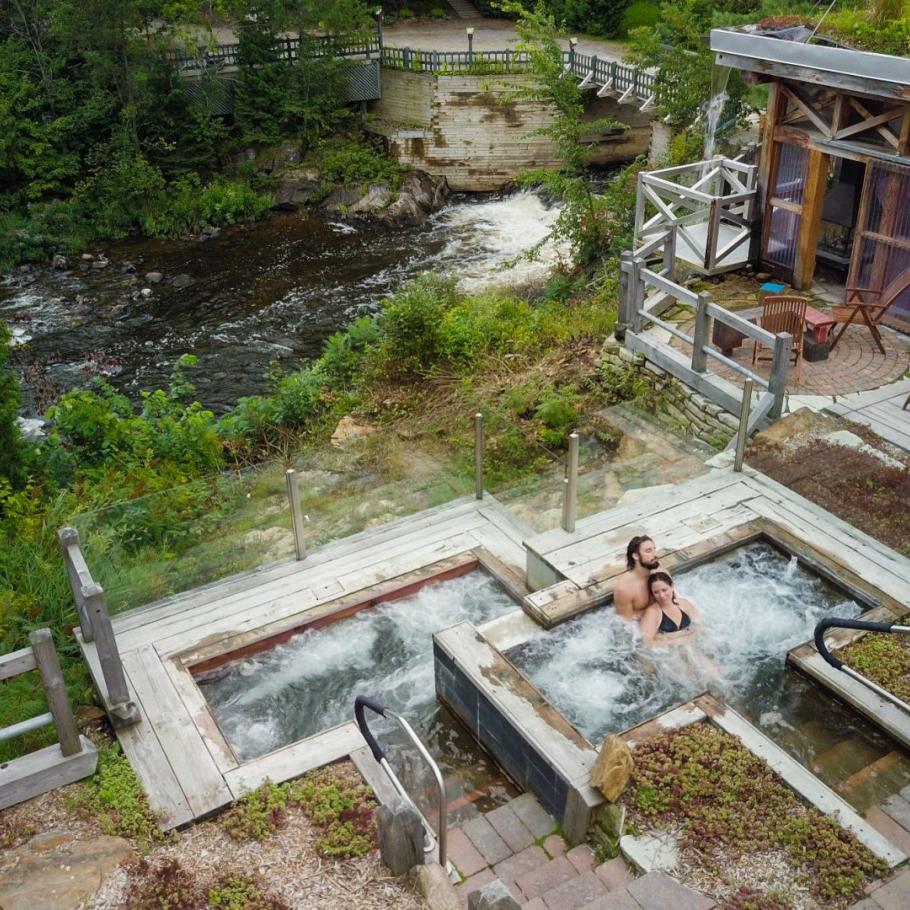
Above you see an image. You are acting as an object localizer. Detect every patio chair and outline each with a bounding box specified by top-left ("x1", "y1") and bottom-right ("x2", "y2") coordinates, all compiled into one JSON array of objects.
[
  {"x1": 752, "y1": 295, "x2": 807, "y2": 383},
  {"x1": 829, "y1": 287, "x2": 889, "y2": 356}
]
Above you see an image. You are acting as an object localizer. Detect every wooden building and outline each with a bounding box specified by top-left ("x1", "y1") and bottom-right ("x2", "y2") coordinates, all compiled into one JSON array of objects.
[{"x1": 712, "y1": 27, "x2": 910, "y2": 332}]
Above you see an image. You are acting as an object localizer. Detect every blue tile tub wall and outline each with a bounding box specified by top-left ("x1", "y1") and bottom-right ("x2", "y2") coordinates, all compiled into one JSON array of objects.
[{"x1": 433, "y1": 641, "x2": 570, "y2": 822}]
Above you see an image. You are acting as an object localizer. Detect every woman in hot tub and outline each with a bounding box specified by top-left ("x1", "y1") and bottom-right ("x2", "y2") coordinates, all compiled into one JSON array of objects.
[{"x1": 640, "y1": 571, "x2": 700, "y2": 647}]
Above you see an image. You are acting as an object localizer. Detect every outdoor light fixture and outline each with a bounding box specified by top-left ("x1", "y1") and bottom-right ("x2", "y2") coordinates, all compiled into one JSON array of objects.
[{"x1": 467, "y1": 26, "x2": 475, "y2": 61}]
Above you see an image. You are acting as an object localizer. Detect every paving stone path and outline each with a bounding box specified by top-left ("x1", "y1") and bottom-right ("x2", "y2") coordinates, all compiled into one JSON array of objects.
[{"x1": 449, "y1": 793, "x2": 715, "y2": 909}]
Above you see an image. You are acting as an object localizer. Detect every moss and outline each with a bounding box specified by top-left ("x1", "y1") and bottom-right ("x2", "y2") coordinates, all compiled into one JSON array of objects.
[
  {"x1": 626, "y1": 724, "x2": 887, "y2": 905},
  {"x1": 209, "y1": 874, "x2": 287, "y2": 910},
  {"x1": 838, "y1": 631, "x2": 910, "y2": 704}
]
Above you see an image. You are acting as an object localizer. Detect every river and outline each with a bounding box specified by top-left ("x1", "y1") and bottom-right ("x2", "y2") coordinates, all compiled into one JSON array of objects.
[{"x1": 2, "y1": 191, "x2": 566, "y2": 413}]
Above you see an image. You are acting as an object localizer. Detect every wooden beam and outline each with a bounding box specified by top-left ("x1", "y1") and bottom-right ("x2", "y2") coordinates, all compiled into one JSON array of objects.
[
  {"x1": 780, "y1": 84, "x2": 833, "y2": 137},
  {"x1": 847, "y1": 96, "x2": 900, "y2": 149},
  {"x1": 794, "y1": 148, "x2": 828, "y2": 290},
  {"x1": 899, "y1": 108, "x2": 910, "y2": 156},
  {"x1": 0, "y1": 647, "x2": 37, "y2": 681}
]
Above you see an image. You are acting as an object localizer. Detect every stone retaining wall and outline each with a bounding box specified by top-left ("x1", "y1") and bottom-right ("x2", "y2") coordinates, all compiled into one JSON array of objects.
[
  {"x1": 369, "y1": 69, "x2": 653, "y2": 191},
  {"x1": 602, "y1": 339, "x2": 739, "y2": 448}
]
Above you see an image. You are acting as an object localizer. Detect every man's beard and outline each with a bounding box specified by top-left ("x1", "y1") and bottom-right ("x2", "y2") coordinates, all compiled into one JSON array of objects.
[{"x1": 641, "y1": 558, "x2": 660, "y2": 570}]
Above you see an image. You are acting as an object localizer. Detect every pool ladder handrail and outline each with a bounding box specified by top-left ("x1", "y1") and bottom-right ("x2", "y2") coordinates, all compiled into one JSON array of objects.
[
  {"x1": 814, "y1": 617, "x2": 910, "y2": 714},
  {"x1": 354, "y1": 695, "x2": 447, "y2": 871}
]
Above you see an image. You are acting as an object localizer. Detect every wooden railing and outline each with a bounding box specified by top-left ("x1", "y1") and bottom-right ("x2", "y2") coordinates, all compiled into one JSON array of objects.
[
  {"x1": 0, "y1": 629, "x2": 98, "y2": 810},
  {"x1": 58, "y1": 527, "x2": 140, "y2": 728},
  {"x1": 635, "y1": 157, "x2": 758, "y2": 275},
  {"x1": 619, "y1": 226, "x2": 791, "y2": 426}
]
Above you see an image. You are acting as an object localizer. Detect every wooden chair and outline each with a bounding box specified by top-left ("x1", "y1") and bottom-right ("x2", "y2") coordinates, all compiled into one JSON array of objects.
[
  {"x1": 751, "y1": 295, "x2": 807, "y2": 383},
  {"x1": 829, "y1": 287, "x2": 888, "y2": 355}
]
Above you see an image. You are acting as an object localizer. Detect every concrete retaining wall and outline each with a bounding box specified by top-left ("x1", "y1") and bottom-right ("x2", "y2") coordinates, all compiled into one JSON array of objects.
[{"x1": 370, "y1": 70, "x2": 653, "y2": 191}]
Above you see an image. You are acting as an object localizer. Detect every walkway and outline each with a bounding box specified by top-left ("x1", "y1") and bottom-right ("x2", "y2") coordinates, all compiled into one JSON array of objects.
[{"x1": 826, "y1": 379, "x2": 910, "y2": 451}]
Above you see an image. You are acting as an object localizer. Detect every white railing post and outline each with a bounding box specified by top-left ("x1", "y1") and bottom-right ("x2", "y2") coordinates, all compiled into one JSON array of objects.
[
  {"x1": 768, "y1": 333, "x2": 792, "y2": 419},
  {"x1": 286, "y1": 469, "x2": 307, "y2": 561},
  {"x1": 733, "y1": 378, "x2": 754, "y2": 473},
  {"x1": 691, "y1": 292, "x2": 712, "y2": 373},
  {"x1": 662, "y1": 224, "x2": 677, "y2": 280},
  {"x1": 561, "y1": 432, "x2": 579, "y2": 533},
  {"x1": 474, "y1": 413, "x2": 484, "y2": 500},
  {"x1": 629, "y1": 257, "x2": 644, "y2": 333},
  {"x1": 618, "y1": 251, "x2": 633, "y2": 334}
]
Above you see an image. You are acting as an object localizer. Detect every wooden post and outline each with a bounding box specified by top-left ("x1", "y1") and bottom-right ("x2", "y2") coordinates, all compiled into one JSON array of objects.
[
  {"x1": 29, "y1": 629, "x2": 82, "y2": 757},
  {"x1": 768, "y1": 332, "x2": 792, "y2": 419},
  {"x1": 57, "y1": 526, "x2": 94, "y2": 643},
  {"x1": 629, "y1": 257, "x2": 644, "y2": 334},
  {"x1": 633, "y1": 174, "x2": 645, "y2": 242},
  {"x1": 691, "y1": 292, "x2": 712, "y2": 373},
  {"x1": 84, "y1": 583, "x2": 136, "y2": 725},
  {"x1": 662, "y1": 224, "x2": 677, "y2": 280},
  {"x1": 753, "y1": 80, "x2": 782, "y2": 265},
  {"x1": 286, "y1": 469, "x2": 306, "y2": 561},
  {"x1": 706, "y1": 199, "x2": 721, "y2": 272},
  {"x1": 733, "y1": 379, "x2": 753, "y2": 473},
  {"x1": 474, "y1": 414, "x2": 484, "y2": 500},
  {"x1": 793, "y1": 148, "x2": 827, "y2": 289},
  {"x1": 561, "y1": 432, "x2": 579, "y2": 533}
]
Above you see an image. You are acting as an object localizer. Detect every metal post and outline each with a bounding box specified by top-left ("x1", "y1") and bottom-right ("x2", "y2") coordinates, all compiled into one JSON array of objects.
[
  {"x1": 403, "y1": 47, "x2": 411, "y2": 69},
  {"x1": 561, "y1": 432, "x2": 579, "y2": 533},
  {"x1": 466, "y1": 28, "x2": 474, "y2": 65},
  {"x1": 286, "y1": 469, "x2": 306, "y2": 561},
  {"x1": 474, "y1": 413, "x2": 484, "y2": 500},
  {"x1": 591, "y1": 54, "x2": 598, "y2": 82},
  {"x1": 691, "y1": 292, "x2": 712, "y2": 373},
  {"x1": 375, "y1": 8, "x2": 384, "y2": 54},
  {"x1": 733, "y1": 378, "x2": 753, "y2": 473},
  {"x1": 29, "y1": 628, "x2": 82, "y2": 756},
  {"x1": 568, "y1": 37, "x2": 577, "y2": 72}
]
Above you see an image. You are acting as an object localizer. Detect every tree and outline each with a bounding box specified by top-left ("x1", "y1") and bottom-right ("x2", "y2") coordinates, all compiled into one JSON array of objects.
[
  {"x1": 0, "y1": 322, "x2": 25, "y2": 488},
  {"x1": 498, "y1": 1, "x2": 626, "y2": 267}
]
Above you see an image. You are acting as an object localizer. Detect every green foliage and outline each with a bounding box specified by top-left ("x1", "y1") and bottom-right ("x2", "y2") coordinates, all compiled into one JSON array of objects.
[
  {"x1": 839, "y1": 631, "x2": 910, "y2": 703},
  {"x1": 127, "y1": 858, "x2": 206, "y2": 910},
  {"x1": 0, "y1": 322, "x2": 26, "y2": 487},
  {"x1": 69, "y1": 743, "x2": 166, "y2": 850},
  {"x1": 222, "y1": 781, "x2": 291, "y2": 841},
  {"x1": 628, "y1": 724, "x2": 888, "y2": 903},
  {"x1": 618, "y1": 1, "x2": 661, "y2": 36},
  {"x1": 312, "y1": 136, "x2": 401, "y2": 190},
  {"x1": 209, "y1": 875, "x2": 286, "y2": 910},
  {"x1": 534, "y1": 386, "x2": 579, "y2": 446},
  {"x1": 827, "y1": 2, "x2": 910, "y2": 55},
  {"x1": 546, "y1": 1, "x2": 630, "y2": 37}
]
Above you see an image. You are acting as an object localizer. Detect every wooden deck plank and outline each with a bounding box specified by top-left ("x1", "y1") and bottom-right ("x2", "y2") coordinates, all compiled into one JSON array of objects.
[
  {"x1": 124, "y1": 648, "x2": 233, "y2": 818},
  {"x1": 117, "y1": 511, "x2": 490, "y2": 654},
  {"x1": 223, "y1": 723, "x2": 365, "y2": 798},
  {"x1": 112, "y1": 495, "x2": 483, "y2": 636},
  {"x1": 152, "y1": 530, "x2": 482, "y2": 658},
  {"x1": 526, "y1": 469, "x2": 742, "y2": 560},
  {"x1": 829, "y1": 379, "x2": 910, "y2": 411},
  {"x1": 78, "y1": 633, "x2": 193, "y2": 829}
]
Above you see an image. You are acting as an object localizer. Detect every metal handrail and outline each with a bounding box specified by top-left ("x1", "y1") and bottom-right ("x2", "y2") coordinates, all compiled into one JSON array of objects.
[
  {"x1": 814, "y1": 617, "x2": 910, "y2": 713},
  {"x1": 354, "y1": 695, "x2": 447, "y2": 870}
]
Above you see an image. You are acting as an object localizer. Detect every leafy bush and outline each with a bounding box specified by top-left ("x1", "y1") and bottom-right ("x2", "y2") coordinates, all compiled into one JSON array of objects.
[
  {"x1": 534, "y1": 386, "x2": 580, "y2": 446},
  {"x1": 0, "y1": 322, "x2": 26, "y2": 487},
  {"x1": 549, "y1": 0, "x2": 630, "y2": 36},
  {"x1": 619, "y1": 1, "x2": 661, "y2": 36},
  {"x1": 313, "y1": 136, "x2": 400, "y2": 190}
]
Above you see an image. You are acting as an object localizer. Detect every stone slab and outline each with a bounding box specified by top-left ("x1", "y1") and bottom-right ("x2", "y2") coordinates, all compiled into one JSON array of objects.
[
  {"x1": 594, "y1": 857, "x2": 636, "y2": 891},
  {"x1": 456, "y1": 869, "x2": 495, "y2": 909},
  {"x1": 626, "y1": 872, "x2": 715, "y2": 910},
  {"x1": 869, "y1": 869, "x2": 910, "y2": 910},
  {"x1": 515, "y1": 856, "x2": 577, "y2": 901},
  {"x1": 566, "y1": 844, "x2": 597, "y2": 874},
  {"x1": 463, "y1": 815, "x2": 512, "y2": 866},
  {"x1": 865, "y1": 806, "x2": 910, "y2": 859},
  {"x1": 486, "y1": 803, "x2": 536, "y2": 853},
  {"x1": 578, "y1": 890, "x2": 642, "y2": 910},
  {"x1": 510, "y1": 792, "x2": 558, "y2": 839},
  {"x1": 492, "y1": 844, "x2": 548, "y2": 884},
  {"x1": 543, "y1": 834, "x2": 566, "y2": 858},
  {"x1": 880, "y1": 794, "x2": 910, "y2": 832},
  {"x1": 541, "y1": 871, "x2": 609, "y2": 910},
  {"x1": 449, "y1": 827, "x2": 488, "y2": 878}
]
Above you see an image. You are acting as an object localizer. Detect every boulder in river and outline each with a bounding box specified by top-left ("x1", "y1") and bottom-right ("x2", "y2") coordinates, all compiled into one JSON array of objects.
[
  {"x1": 91, "y1": 258, "x2": 109, "y2": 270},
  {"x1": 172, "y1": 273, "x2": 194, "y2": 289},
  {"x1": 348, "y1": 183, "x2": 392, "y2": 214},
  {"x1": 197, "y1": 224, "x2": 221, "y2": 242},
  {"x1": 145, "y1": 271, "x2": 163, "y2": 284},
  {"x1": 52, "y1": 254, "x2": 68, "y2": 270},
  {"x1": 380, "y1": 172, "x2": 449, "y2": 223},
  {"x1": 272, "y1": 166, "x2": 322, "y2": 210}
]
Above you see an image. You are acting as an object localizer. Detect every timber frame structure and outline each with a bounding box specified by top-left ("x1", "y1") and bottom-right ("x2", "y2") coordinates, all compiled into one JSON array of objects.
[{"x1": 712, "y1": 27, "x2": 910, "y2": 333}]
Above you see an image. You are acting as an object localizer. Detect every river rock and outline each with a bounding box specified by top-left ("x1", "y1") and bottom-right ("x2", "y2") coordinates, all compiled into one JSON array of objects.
[
  {"x1": 330, "y1": 415, "x2": 375, "y2": 448},
  {"x1": 273, "y1": 166, "x2": 322, "y2": 209},
  {"x1": 591, "y1": 735, "x2": 634, "y2": 801},
  {"x1": 348, "y1": 182, "x2": 392, "y2": 214},
  {"x1": 91, "y1": 258, "x2": 109, "y2": 270},
  {"x1": 197, "y1": 224, "x2": 221, "y2": 242},
  {"x1": 121, "y1": 260, "x2": 136, "y2": 273},
  {"x1": 322, "y1": 182, "x2": 369, "y2": 212},
  {"x1": 380, "y1": 172, "x2": 449, "y2": 223},
  {"x1": 0, "y1": 830, "x2": 135, "y2": 910},
  {"x1": 256, "y1": 139, "x2": 303, "y2": 173},
  {"x1": 52, "y1": 254, "x2": 68, "y2": 270},
  {"x1": 145, "y1": 271, "x2": 163, "y2": 284},
  {"x1": 81, "y1": 253, "x2": 94, "y2": 261},
  {"x1": 172, "y1": 273, "x2": 194, "y2": 289},
  {"x1": 140, "y1": 287, "x2": 153, "y2": 298}
]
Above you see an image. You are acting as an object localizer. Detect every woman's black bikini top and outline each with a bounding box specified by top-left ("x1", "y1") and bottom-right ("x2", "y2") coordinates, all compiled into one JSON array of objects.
[{"x1": 658, "y1": 606, "x2": 691, "y2": 634}]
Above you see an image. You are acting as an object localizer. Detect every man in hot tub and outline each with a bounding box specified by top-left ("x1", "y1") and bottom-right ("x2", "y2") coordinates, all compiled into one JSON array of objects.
[{"x1": 613, "y1": 534, "x2": 660, "y2": 621}]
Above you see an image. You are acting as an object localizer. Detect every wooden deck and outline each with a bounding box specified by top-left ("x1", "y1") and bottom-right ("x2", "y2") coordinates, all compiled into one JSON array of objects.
[
  {"x1": 80, "y1": 494, "x2": 531, "y2": 828},
  {"x1": 825, "y1": 378, "x2": 910, "y2": 451},
  {"x1": 82, "y1": 466, "x2": 910, "y2": 830}
]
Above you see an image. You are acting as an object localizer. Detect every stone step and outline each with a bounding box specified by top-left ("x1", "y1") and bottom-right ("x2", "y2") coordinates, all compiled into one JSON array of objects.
[
  {"x1": 810, "y1": 736, "x2": 882, "y2": 782},
  {"x1": 835, "y1": 751, "x2": 910, "y2": 812}
]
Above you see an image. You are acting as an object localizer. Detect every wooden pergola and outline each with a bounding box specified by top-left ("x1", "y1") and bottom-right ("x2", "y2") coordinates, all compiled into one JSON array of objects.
[{"x1": 712, "y1": 28, "x2": 910, "y2": 333}]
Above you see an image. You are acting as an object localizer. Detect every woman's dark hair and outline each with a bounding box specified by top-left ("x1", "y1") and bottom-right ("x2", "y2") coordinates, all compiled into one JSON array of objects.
[
  {"x1": 626, "y1": 535, "x2": 653, "y2": 570},
  {"x1": 648, "y1": 571, "x2": 679, "y2": 604}
]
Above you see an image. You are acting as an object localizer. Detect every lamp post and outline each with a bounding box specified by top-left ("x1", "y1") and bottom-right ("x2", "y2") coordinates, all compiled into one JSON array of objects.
[
  {"x1": 568, "y1": 36, "x2": 577, "y2": 71},
  {"x1": 375, "y1": 7, "x2": 384, "y2": 54},
  {"x1": 466, "y1": 26, "x2": 474, "y2": 64}
]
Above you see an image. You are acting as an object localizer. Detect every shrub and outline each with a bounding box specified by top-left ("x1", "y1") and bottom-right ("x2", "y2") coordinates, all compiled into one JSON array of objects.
[
  {"x1": 619, "y1": 1, "x2": 661, "y2": 36},
  {"x1": 127, "y1": 858, "x2": 206, "y2": 910},
  {"x1": 209, "y1": 875, "x2": 286, "y2": 910},
  {"x1": 534, "y1": 386, "x2": 580, "y2": 447},
  {"x1": 313, "y1": 136, "x2": 400, "y2": 190}
]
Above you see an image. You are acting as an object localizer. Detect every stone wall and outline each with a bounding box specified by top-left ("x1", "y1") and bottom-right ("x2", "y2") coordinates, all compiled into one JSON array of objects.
[
  {"x1": 369, "y1": 69, "x2": 654, "y2": 191},
  {"x1": 602, "y1": 339, "x2": 740, "y2": 448}
]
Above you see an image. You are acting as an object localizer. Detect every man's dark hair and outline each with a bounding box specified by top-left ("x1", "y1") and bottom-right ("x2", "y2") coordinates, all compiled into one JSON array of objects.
[{"x1": 626, "y1": 535, "x2": 653, "y2": 570}]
